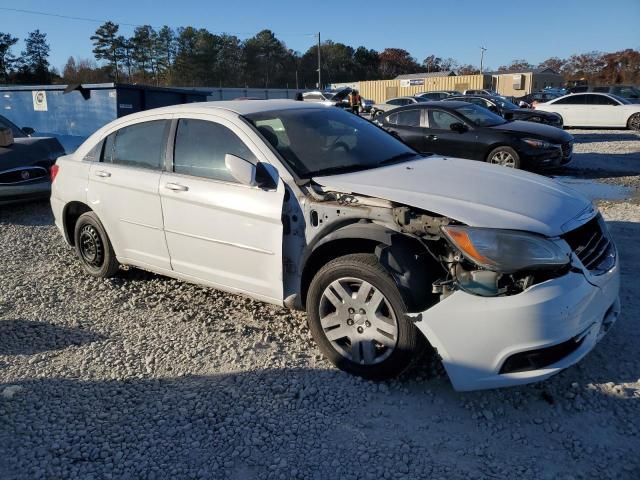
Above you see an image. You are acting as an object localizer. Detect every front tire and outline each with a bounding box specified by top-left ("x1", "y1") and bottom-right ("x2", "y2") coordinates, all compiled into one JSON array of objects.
[
  {"x1": 306, "y1": 253, "x2": 423, "y2": 380},
  {"x1": 487, "y1": 146, "x2": 521, "y2": 168},
  {"x1": 73, "y1": 212, "x2": 120, "y2": 278},
  {"x1": 628, "y1": 113, "x2": 640, "y2": 131}
]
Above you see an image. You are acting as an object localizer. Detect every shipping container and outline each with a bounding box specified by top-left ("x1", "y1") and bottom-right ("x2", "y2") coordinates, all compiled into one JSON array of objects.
[{"x1": 0, "y1": 83, "x2": 208, "y2": 152}]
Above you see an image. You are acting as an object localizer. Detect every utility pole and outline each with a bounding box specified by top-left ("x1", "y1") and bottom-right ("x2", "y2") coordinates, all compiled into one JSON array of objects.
[
  {"x1": 317, "y1": 32, "x2": 321, "y2": 90},
  {"x1": 480, "y1": 46, "x2": 487, "y2": 73}
]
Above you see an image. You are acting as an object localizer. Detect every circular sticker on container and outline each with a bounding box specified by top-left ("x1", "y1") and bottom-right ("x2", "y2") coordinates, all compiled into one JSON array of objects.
[{"x1": 32, "y1": 90, "x2": 48, "y2": 111}]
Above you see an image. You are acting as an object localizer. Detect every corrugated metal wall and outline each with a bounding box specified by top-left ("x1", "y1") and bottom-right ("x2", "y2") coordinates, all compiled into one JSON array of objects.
[
  {"x1": 205, "y1": 88, "x2": 304, "y2": 101},
  {"x1": 359, "y1": 75, "x2": 491, "y2": 102}
]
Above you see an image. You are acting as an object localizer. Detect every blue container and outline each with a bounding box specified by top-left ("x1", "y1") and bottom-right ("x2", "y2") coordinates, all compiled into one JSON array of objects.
[{"x1": 0, "y1": 83, "x2": 208, "y2": 152}]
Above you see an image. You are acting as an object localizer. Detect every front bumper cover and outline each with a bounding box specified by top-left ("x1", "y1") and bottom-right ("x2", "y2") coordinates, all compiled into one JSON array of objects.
[{"x1": 409, "y1": 260, "x2": 620, "y2": 391}]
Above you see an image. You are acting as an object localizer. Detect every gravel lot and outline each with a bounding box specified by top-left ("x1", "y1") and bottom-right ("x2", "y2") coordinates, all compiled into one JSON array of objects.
[{"x1": 1, "y1": 130, "x2": 639, "y2": 480}]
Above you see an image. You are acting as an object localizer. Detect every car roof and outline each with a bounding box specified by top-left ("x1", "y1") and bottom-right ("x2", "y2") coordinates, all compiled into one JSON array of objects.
[{"x1": 125, "y1": 99, "x2": 326, "y2": 119}]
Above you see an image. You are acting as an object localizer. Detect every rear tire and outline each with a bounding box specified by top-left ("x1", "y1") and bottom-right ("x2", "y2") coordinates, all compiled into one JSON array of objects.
[
  {"x1": 628, "y1": 113, "x2": 640, "y2": 131},
  {"x1": 306, "y1": 253, "x2": 423, "y2": 380},
  {"x1": 487, "y1": 146, "x2": 521, "y2": 169},
  {"x1": 73, "y1": 212, "x2": 120, "y2": 278}
]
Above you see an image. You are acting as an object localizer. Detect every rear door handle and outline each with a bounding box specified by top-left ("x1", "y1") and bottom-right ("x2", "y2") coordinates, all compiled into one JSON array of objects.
[
  {"x1": 95, "y1": 170, "x2": 111, "y2": 178},
  {"x1": 165, "y1": 182, "x2": 189, "y2": 192},
  {"x1": 427, "y1": 135, "x2": 438, "y2": 140}
]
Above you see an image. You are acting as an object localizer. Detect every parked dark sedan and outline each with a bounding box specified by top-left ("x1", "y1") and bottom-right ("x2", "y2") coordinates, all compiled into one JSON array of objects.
[
  {"x1": 0, "y1": 115, "x2": 65, "y2": 204},
  {"x1": 376, "y1": 101, "x2": 573, "y2": 169},
  {"x1": 445, "y1": 95, "x2": 564, "y2": 128}
]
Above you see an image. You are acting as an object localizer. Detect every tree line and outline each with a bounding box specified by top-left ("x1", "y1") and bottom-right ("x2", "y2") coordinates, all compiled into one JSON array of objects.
[{"x1": 1, "y1": 23, "x2": 639, "y2": 88}]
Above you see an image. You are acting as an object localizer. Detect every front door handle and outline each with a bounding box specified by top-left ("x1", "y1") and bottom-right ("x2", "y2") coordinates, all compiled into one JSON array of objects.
[
  {"x1": 427, "y1": 135, "x2": 438, "y2": 141},
  {"x1": 95, "y1": 170, "x2": 111, "y2": 178},
  {"x1": 165, "y1": 182, "x2": 189, "y2": 192}
]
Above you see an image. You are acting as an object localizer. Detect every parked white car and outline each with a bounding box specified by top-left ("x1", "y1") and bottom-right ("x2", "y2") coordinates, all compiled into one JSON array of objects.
[
  {"x1": 370, "y1": 96, "x2": 427, "y2": 116},
  {"x1": 535, "y1": 92, "x2": 640, "y2": 129},
  {"x1": 51, "y1": 100, "x2": 620, "y2": 391}
]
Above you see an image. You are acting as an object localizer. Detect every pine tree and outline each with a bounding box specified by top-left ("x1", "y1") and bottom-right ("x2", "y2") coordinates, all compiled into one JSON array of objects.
[
  {"x1": 91, "y1": 21, "x2": 120, "y2": 81},
  {"x1": 21, "y1": 30, "x2": 51, "y2": 83},
  {"x1": 0, "y1": 32, "x2": 19, "y2": 83}
]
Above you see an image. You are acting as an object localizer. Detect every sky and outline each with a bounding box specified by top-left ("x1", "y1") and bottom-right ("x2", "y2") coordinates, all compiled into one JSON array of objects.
[{"x1": 1, "y1": 0, "x2": 639, "y2": 73}]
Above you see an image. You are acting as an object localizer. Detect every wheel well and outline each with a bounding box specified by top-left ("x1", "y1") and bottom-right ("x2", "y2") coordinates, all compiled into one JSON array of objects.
[
  {"x1": 300, "y1": 234, "x2": 440, "y2": 312},
  {"x1": 63, "y1": 201, "x2": 92, "y2": 246},
  {"x1": 300, "y1": 238, "x2": 380, "y2": 309}
]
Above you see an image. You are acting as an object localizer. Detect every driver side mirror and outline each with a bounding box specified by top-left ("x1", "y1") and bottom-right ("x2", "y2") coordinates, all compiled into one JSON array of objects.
[
  {"x1": 22, "y1": 126, "x2": 35, "y2": 136},
  {"x1": 449, "y1": 122, "x2": 468, "y2": 133},
  {"x1": 225, "y1": 153, "x2": 256, "y2": 186},
  {"x1": 225, "y1": 153, "x2": 277, "y2": 189}
]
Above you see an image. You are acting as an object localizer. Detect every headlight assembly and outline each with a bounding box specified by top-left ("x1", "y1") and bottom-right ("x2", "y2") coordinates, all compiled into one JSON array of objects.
[
  {"x1": 522, "y1": 138, "x2": 552, "y2": 149},
  {"x1": 441, "y1": 226, "x2": 569, "y2": 273}
]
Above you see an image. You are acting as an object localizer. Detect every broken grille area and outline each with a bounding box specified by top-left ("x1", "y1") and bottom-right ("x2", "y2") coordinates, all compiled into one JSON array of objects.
[{"x1": 562, "y1": 215, "x2": 615, "y2": 274}]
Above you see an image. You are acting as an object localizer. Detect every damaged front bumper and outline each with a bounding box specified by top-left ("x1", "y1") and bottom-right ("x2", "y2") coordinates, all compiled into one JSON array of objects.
[{"x1": 409, "y1": 260, "x2": 620, "y2": 391}]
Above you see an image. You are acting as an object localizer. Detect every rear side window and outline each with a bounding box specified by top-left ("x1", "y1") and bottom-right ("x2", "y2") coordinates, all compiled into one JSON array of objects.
[
  {"x1": 173, "y1": 119, "x2": 257, "y2": 183},
  {"x1": 102, "y1": 120, "x2": 169, "y2": 170}
]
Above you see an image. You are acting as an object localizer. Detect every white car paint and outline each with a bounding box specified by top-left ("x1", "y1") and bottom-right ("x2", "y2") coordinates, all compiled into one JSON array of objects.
[
  {"x1": 535, "y1": 92, "x2": 640, "y2": 128},
  {"x1": 51, "y1": 100, "x2": 620, "y2": 391},
  {"x1": 314, "y1": 157, "x2": 591, "y2": 237}
]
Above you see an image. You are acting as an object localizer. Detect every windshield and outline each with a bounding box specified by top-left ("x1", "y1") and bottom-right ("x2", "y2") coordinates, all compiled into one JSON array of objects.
[
  {"x1": 0, "y1": 115, "x2": 26, "y2": 138},
  {"x1": 245, "y1": 107, "x2": 420, "y2": 178},
  {"x1": 454, "y1": 104, "x2": 507, "y2": 127}
]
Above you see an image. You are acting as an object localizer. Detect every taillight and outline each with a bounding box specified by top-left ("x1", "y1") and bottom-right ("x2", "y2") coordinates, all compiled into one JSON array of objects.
[{"x1": 50, "y1": 164, "x2": 60, "y2": 182}]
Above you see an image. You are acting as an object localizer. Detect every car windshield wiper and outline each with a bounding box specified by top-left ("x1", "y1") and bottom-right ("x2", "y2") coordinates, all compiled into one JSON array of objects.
[{"x1": 377, "y1": 152, "x2": 424, "y2": 166}]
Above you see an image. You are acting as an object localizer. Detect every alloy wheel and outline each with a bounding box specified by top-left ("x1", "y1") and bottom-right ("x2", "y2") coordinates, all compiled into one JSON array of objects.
[
  {"x1": 629, "y1": 114, "x2": 640, "y2": 131},
  {"x1": 490, "y1": 150, "x2": 516, "y2": 167},
  {"x1": 318, "y1": 277, "x2": 398, "y2": 365}
]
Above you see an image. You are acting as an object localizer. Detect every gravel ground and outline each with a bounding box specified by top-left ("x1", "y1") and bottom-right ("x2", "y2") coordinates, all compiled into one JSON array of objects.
[{"x1": 1, "y1": 131, "x2": 639, "y2": 480}]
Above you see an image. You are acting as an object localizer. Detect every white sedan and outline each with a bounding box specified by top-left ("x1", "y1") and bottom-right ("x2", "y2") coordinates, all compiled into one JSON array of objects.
[
  {"x1": 535, "y1": 92, "x2": 640, "y2": 129},
  {"x1": 50, "y1": 100, "x2": 619, "y2": 391},
  {"x1": 370, "y1": 96, "x2": 428, "y2": 116}
]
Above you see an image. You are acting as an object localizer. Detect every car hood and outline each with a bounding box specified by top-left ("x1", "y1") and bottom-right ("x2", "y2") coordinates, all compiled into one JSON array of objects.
[
  {"x1": 313, "y1": 157, "x2": 592, "y2": 237},
  {"x1": 490, "y1": 119, "x2": 572, "y2": 142}
]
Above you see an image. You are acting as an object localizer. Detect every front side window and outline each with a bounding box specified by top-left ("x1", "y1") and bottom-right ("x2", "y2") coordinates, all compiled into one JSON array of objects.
[
  {"x1": 173, "y1": 119, "x2": 256, "y2": 183},
  {"x1": 429, "y1": 110, "x2": 462, "y2": 129},
  {"x1": 102, "y1": 120, "x2": 169, "y2": 170}
]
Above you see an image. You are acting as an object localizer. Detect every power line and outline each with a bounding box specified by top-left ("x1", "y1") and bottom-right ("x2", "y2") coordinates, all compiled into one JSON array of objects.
[
  {"x1": 0, "y1": 7, "x2": 139, "y2": 27},
  {"x1": 0, "y1": 7, "x2": 317, "y2": 38}
]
